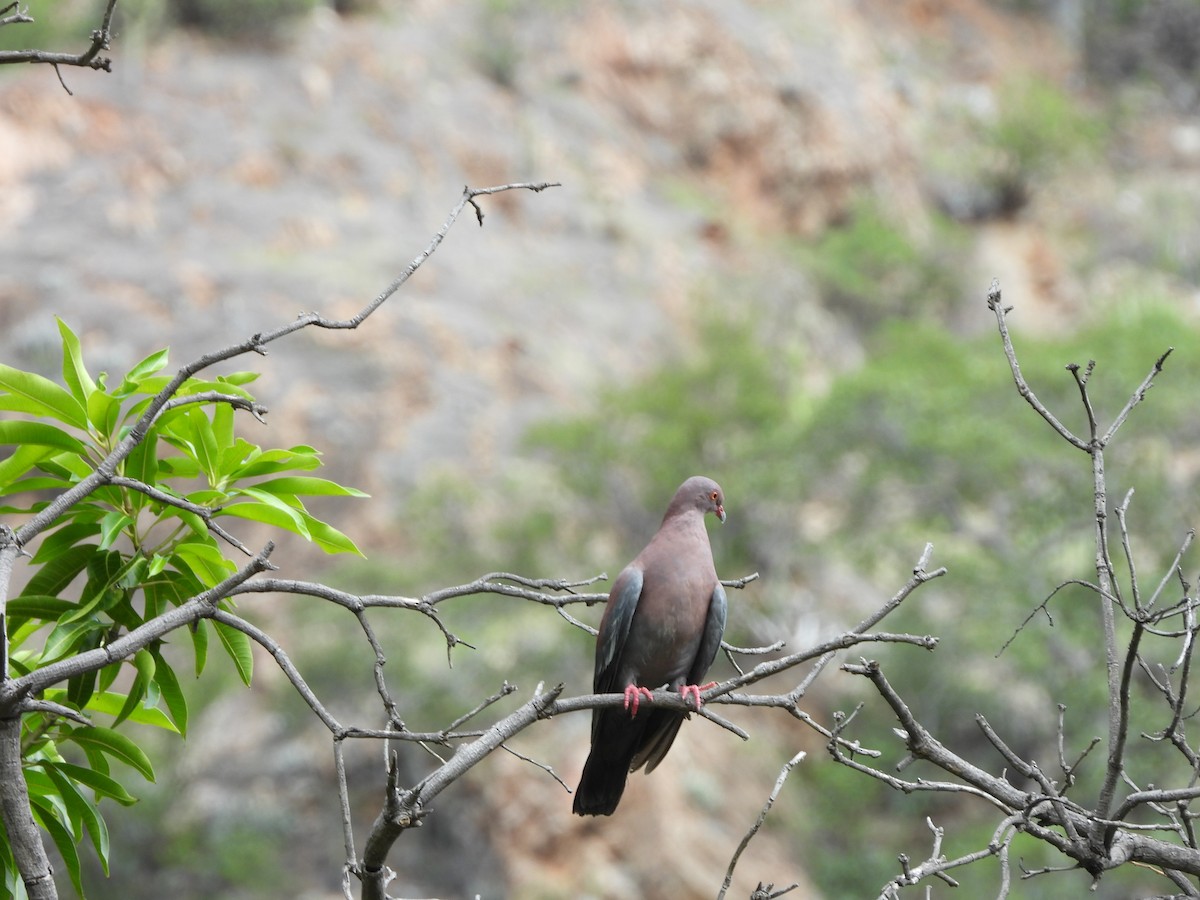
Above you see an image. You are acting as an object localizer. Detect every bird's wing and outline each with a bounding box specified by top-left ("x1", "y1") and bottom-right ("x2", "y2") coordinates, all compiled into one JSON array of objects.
[
  {"x1": 688, "y1": 581, "x2": 728, "y2": 685},
  {"x1": 593, "y1": 565, "x2": 643, "y2": 695}
]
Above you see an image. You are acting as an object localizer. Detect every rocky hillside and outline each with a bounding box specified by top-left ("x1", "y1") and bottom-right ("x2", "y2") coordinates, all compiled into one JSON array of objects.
[{"x1": 2, "y1": 1, "x2": 1198, "y2": 898}]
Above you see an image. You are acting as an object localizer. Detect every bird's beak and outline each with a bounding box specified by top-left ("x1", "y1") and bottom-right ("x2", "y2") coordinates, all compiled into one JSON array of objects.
[{"x1": 716, "y1": 505, "x2": 726, "y2": 524}]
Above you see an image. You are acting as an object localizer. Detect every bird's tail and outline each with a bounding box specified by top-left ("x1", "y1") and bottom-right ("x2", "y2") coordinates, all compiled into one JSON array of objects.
[{"x1": 573, "y1": 745, "x2": 630, "y2": 816}]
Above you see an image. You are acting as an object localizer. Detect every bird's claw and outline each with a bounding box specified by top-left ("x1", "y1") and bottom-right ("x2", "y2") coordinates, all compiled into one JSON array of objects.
[
  {"x1": 679, "y1": 681, "x2": 718, "y2": 710},
  {"x1": 623, "y1": 684, "x2": 655, "y2": 718}
]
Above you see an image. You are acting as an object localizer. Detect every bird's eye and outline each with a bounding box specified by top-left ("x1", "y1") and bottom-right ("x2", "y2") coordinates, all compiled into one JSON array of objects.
[{"x1": 710, "y1": 491, "x2": 719, "y2": 502}]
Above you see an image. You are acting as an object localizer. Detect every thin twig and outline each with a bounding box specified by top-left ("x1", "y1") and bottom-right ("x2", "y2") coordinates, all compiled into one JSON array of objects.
[
  {"x1": 1100, "y1": 346, "x2": 1174, "y2": 447},
  {"x1": 717, "y1": 751, "x2": 806, "y2": 900},
  {"x1": 0, "y1": 0, "x2": 119, "y2": 78},
  {"x1": 986, "y1": 280, "x2": 1088, "y2": 451}
]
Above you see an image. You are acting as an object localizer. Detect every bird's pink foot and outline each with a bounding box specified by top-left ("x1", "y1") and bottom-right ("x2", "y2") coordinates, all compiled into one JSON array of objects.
[
  {"x1": 679, "y1": 681, "x2": 719, "y2": 710},
  {"x1": 623, "y1": 684, "x2": 655, "y2": 718}
]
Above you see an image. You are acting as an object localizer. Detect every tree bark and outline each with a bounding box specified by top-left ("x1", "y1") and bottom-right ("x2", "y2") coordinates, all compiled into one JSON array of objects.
[{"x1": 0, "y1": 714, "x2": 57, "y2": 900}]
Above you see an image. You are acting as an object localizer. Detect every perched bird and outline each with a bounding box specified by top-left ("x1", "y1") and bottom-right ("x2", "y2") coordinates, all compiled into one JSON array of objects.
[{"x1": 573, "y1": 475, "x2": 728, "y2": 816}]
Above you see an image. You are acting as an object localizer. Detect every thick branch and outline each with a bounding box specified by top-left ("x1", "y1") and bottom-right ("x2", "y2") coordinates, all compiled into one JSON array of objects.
[
  {"x1": 845, "y1": 659, "x2": 1200, "y2": 884},
  {"x1": 356, "y1": 684, "x2": 565, "y2": 900},
  {"x1": 0, "y1": 544, "x2": 275, "y2": 707},
  {"x1": 0, "y1": 715, "x2": 54, "y2": 900}
]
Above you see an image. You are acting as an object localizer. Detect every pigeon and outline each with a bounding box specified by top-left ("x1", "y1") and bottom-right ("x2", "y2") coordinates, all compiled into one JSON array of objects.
[{"x1": 573, "y1": 475, "x2": 727, "y2": 816}]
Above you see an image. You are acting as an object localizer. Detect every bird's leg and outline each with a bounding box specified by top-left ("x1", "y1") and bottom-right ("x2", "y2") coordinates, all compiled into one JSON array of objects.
[
  {"x1": 623, "y1": 684, "x2": 656, "y2": 718},
  {"x1": 678, "y1": 681, "x2": 718, "y2": 711}
]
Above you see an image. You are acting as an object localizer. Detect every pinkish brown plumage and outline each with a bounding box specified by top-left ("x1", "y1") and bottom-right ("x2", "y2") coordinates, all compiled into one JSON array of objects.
[{"x1": 573, "y1": 476, "x2": 728, "y2": 816}]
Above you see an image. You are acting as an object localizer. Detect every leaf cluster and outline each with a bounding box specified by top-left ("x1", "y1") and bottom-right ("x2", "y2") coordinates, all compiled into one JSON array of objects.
[{"x1": 1, "y1": 320, "x2": 364, "y2": 898}]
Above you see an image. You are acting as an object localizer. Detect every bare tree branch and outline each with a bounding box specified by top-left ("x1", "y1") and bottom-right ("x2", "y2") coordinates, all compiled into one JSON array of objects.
[
  {"x1": 356, "y1": 684, "x2": 565, "y2": 900},
  {"x1": 829, "y1": 285, "x2": 1196, "y2": 896},
  {"x1": 986, "y1": 280, "x2": 1089, "y2": 451},
  {"x1": 718, "y1": 751, "x2": 806, "y2": 900},
  {"x1": 0, "y1": 0, "x2": 119, "y2": 91}
]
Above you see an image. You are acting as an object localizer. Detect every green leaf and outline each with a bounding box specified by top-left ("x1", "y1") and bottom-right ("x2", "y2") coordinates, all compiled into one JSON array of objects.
[
  {"x1": 31, "y1": 522, "x2": 102, "y2": 565},
  {"x1": 170, "y1": 507, "x2": 210, "y2": 540},
  {"x1": 151, "y1": 651, "x2": 188, "y2": 736},
  {"x1": 216, "y1": 437, "x2": 258, "y2": 480},
  {"x1": 142, "y1": 569, "x2": 201, "y2": 620},
  {"x1": 0, "y1": 443, "x2": 56, "y2": 490},
  {"x1": 42, "y1": 616, "x2": 103, "y2": 663},
  {"x1": 56, "y1": 318, "x2": 97, "y2": 408},
  {"x1": 182, "y1": 488, "x2": 225, "y2": 506},
  {"x1": 40, "y1": 448, "x2": 92, "y2": 481},
  {"x1": 301, "y1": 512, "x2": 364, "y2": 556},
  {"x1": 29, "y1": 794, "x2": 84, "y2": 898},
  {"x1": 82, "y1": 689, "x2": 178, "y2": 734},
  {"x1": 249, "y1": 476, "x2": 368, "y2": 498},
  {"x1": 49, "y1": 761, "x2": 138, "y2": 806},
  {"x1": 0, "y1": 421, "x2": 87, "y2": 455},
  {"x1": 96, "y1": 660, "x2": 120, "y2": 695},
  {"x1": 58, "y1": 549, "x2": 127, "y2": 624},
  {"x1": 97, "y1": 511, "x2": 134, "y2": 551},
  {"x1": 117, "y1": 555, "x2": 149, "y2": 592},
  {"x1": 0, "y1": 473, "x2": 73, "y2": 500},
  {"x1": 5, "y1": 595, "x2": 75, "y2": 625},
  {"x1": 65, "y1": 727, "x2": 155, "y2": 782},
  {"x1": 121, "y1": 438, "x2": 158, "y2": 514},
  {"x1": 79, "y1": 742, "x2": 109, "y2": 778},
  {"x1": 41, "y1": 762, "x2": 110, "y2": 876},
  {"x1": 218, "y1": 371, "x2": 260, "y2": 386},
  {"x1": 123, "y1": 375, "x2": 172, "y2": 401},
  {"x1": 191, "y1": 618, "x2": 209, "y2": 677},
  {"x1": 7, "y1": 620, "x2": 45, "y2": 661},
  {"x1": 182, "y1": 408, "x2": 219, "y2": 483},
  {"x1": 217, "y1": 500, "x2": 309, "y2": 536},
  {"x1": 146, "y1": 553, "x2": 168, "y2": 578},
  {"x1": 179, "y1": 378, "x2": 253, "y2": 401},
  {"x1": 111, "y1": 650, "x2": 156, "y2": 728},
  {"x1": 66, "y1": 653, "x2": 102, "y2": 710},
  {"x1": 0, "y1": 363, "x2": 88, "y2": 429},
  {"x1": 212, "y1": 401, "x2": 234, "y2": 453},
  {"x1": 213, "y1": 620, "x2": 253, "y2": 686},
  {"x1": 0, "y1": 392, "x2": 62, "y2": 417},
  {"x1": 231, "y1": 445, "x2": 322, "y2": 479},
  {"x1": 85, "y1": 389, "x2": 120, "y2": 441},
  {"x1": 114, "y1": 347, "x2": 170, "y2": 398},
  {"x1": 127, "y1": 348, "x2": 171, "y2": 382},
  {"x1": 172, "y1": 540, "x2": 236, "y2": 588},
  {"x1": 20, "y1": 542, "x2": 96, "y2": 599}
]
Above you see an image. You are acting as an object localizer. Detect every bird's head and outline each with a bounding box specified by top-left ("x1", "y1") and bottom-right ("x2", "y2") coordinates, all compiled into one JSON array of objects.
[{"x1": 673, "y1": 475, "x2": 726, "y2": 524}]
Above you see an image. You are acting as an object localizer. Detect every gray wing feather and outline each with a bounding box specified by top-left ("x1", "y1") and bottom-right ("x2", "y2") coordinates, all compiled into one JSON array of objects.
[
  {"x1": 594, "y1": 567, "x2": 643, "y2": 694},
  {"x1": 688, "y1": 581, "x2": 728, "y2": 684}
]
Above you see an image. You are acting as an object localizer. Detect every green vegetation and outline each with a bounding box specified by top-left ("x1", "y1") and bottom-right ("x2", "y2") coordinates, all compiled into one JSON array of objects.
[
  {"x1": 789, "y1": 198, "x2": 970, "y2": 329},
  {"x1": 0, "y1": 321, "x2": 364, "y2": 898},
  {"x1": 923, "y1": 76, "x2": 1107, "y2": 218},
  {"x1": 0, "y1": 0, "x2": 107, "y2": 55},
  {"x1": 987, "y1": 76, "x2": 1107, "y2": 185},
  {"x1": 0, "y1": 0, "x2": 320, "y2": 51},
  {"x1": 167, "y1": 0, "x2": 318, "y2": 42}
]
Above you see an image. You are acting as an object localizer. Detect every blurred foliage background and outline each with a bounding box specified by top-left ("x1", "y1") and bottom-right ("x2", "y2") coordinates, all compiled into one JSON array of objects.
[{"x1": 4, "y1": 0, "x2": 1200, "y2": 897}]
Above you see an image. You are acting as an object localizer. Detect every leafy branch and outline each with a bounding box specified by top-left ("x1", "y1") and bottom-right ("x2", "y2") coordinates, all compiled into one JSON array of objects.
[{"x1": 0, "y1": 182, "x2": 558, "y2": 900}]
